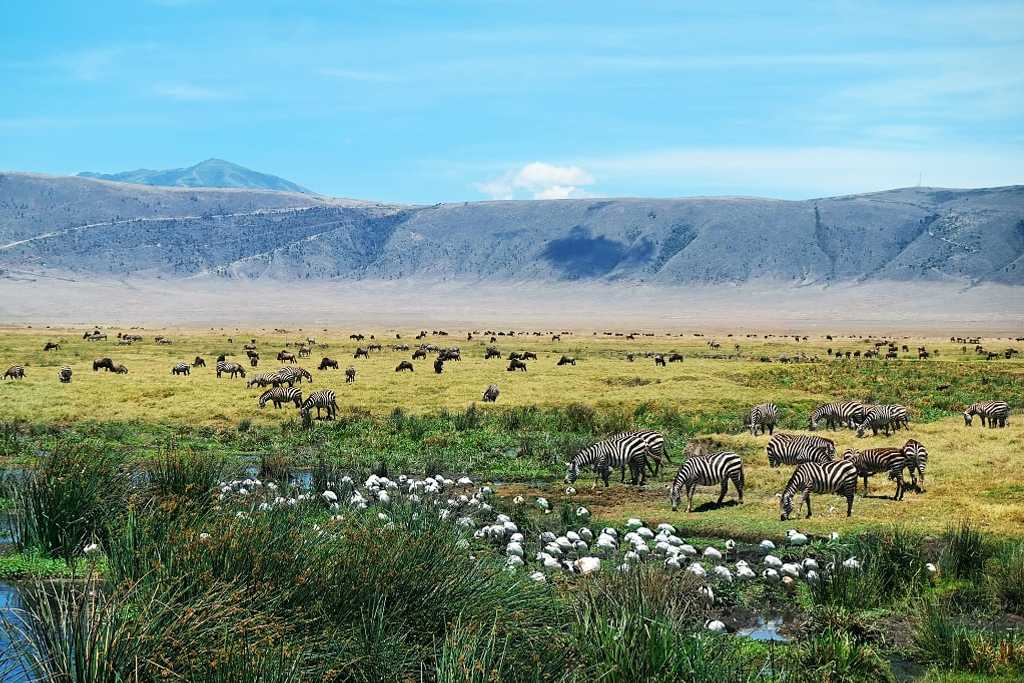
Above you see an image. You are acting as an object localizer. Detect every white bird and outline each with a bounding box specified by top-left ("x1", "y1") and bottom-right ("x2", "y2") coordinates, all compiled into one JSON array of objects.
[
  {"x1": 680, "y1": 544, "x2": 698, "y2": 556},
  {"x1": 665, "y1": 556, "x2": 682, "y2": 571},
  {"x1": 601, "y1": 527, "x2": 619, "y2": 538},
  {"x1": 506, "y1": 543, "x2": 524, "y2": 557},
  {"x1": 805, "y1": 570, "x2": 820, "y2": 583},
  {"x1": 321, "y1": 490, "x2": 339, "y2": 504},
  {"x1": 843, "y1": 557, "x2": 862, "y2": 570},
  {"x1": 736, "y1": 565, "x2": 756, "y2": 580},
  {"x1": 780, "y1": 563, "x2": 802, "y2": 579},
  {"x1": 724, "y1": 539, "x2": 736, "y2": 554},
  {"x1": 377, "y1": 490, "x2": 391, "y2": 504},
  {"x1": 198, "y1": 533, "x2": 211, "y2": 542},
  {"x1": 782, "y1": 576, "x2": 796, "y2": 589},
  {"x1": 699, "y1": 585, "x2": 715, "y2": 605},
  {"x1": 657, "y1": 523, "x2": 677, "y2": 534},
  {"x1": 540, "y1": 531, "x2": 556, "y2": 544},
  {"x1": 566, "y1": 531, "x2": 581, "y2": 543},
  {"x1": 687, "y1": 562, "x2": 707, "y2": 578},
  {"x1": 764, "y1": 555, "x2": 783, "y2": 569},
  {"x1": 713, "y1": 565, "x2": 734, "y2": 582},
  {"x1": 542, "y1": 556, "x2": 562, "y2": 570},
  {"x1": 457, "y1": 476, "x2": 473, "y2": 486},
  {"x1": 703, "y1": 546, "x2": 723, "y2": 561},
  {"x1": 536, "y1": 497, "x2": 550, "y2": 511},
  {"x1": 829, "y1": 531, "x2": 840, "y2": 541},
  {"x1": 761, "y1": 568, "x2": 780, "y2": 583},
  {"x1": 626, "y1": 518, "x2": 643, "y2": 530},
  {"x1": 578, "y1": 528, "x2": 593, "y2": 543},
  {"x1": 506, "y1": 555, "x2": 525, "y2": 569},
  {"x1": 83, "y1": 543, "x2": 100, "y2": 555},
  {"x1": 759, "y1": 539, "x2": 776, "y2": 550},
  {"x1": 565, "y1": 486, "x2": 577, "y2": 495},
  {"x1": 513, "y1": 495, "x2": 525, "y2": 505},
  {"x1": 636, "y1": 527, "x2": 655, "y2": 540},
  {"x1": 787, "y1": 531, "x2": 809, "y2": 546},
  {"x1": 576, "y1": 506, "x2": 590, "y2": 519},
  {"x1": 925, "y1": 562, "x2": 938, "y2": 576},
  {"x1": 705, "y1": 619, "x2": 727, "y2": 633},
  {"x1": 574, "y1": 557, "x2": 601, "y2": 575},
  {"x1": 802, "y1": 558, "x2": 819, "y2": 572},
  {"x1": 529, "y1": 571, "x2": 546, "y2": 583}
]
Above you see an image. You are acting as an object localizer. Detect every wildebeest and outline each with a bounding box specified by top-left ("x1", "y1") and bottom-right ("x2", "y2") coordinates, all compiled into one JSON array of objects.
[
  {"x1": 93, "y1": 358, "x2": 116, "y2": 372},
  {"x1": 396, "y1": 361, "x2": 414, "y2": 372},
  {"x1": 522, "y1": 351, "x2": 537, "y2": 360},
  {"x1": 557, "y1": 355, "x2": 576, "y2": 366},
  {"x1": 482, "y1": 384, "x2": 500, "y2": 402},
  {"x1": 298, "y1": 346, "x2": 311, "y2": 358},
  {"x1": 193, "y1": 356, "x2": 206, "y2": 367},
  {"x1": 434, "y1": 358, "x2": 444, "y2": 374},
  {"x1": 4, "y1": 366, "x2": 25, "y2": 380},
  {"x1": 345, "y1": 366, "x2": 356, "y2": 383},
  {"x1": 354, "y1": 348, "x2": 369, "y2": 359},
  {"x1": 111, "y1": 364, "x2": 128, "y2": 374},
  {"x1": 668, "y1": 353, "x2": 684, "y2": 363},
  {"x1": 412, "y1": 349, "x2": 427, "y2": 360},
  {"x1": 507, "y1": 359, "x2": 527, "y2": 372},
  {"x1": 485, "y1": 347, "x2": 502, "y2": 359},
  {"x1": 438, "y1": 348, "x2": 461, "y2": 362},
  {"x1": 43, "y1": 342, "x2": 61, "y2": 352},
  {"x1": 319, "y1": 357, "x2": 339, "y2": 370},
  {"x1": 278, "y1": 351, "x2": 297, "y2": 363},
  {"x1": 654, "y1": 355, "x2": 666, "y2": 367}
]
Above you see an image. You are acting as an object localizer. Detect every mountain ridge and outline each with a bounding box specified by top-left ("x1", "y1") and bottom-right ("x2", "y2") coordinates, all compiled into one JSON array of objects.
[
  {"x1": 1, "y1": 172, "x2": 1021, "y2": 287},
  {"x1": 78, "y1": 158, "x2": 312, "y2": 194}
]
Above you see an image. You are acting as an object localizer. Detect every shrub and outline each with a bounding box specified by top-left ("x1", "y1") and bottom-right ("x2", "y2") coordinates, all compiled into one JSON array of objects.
[
  {"x1": 791, "y1": 629, "x2": 895, "y2": 682},
  {"x1": 941, "y1": 520, "x2": 989, "y2": 581},
  {"x1": 147, "y1": 450, "x2": 226, "y2": 504},
  {"x1": 988, "y1": 542, "x2": 1024, "y2": 613}
]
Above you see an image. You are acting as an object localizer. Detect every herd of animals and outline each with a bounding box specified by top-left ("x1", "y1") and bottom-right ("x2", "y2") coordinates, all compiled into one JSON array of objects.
[{"x1": 2, "y1": 328, "x2": 1016, "y2": 522}]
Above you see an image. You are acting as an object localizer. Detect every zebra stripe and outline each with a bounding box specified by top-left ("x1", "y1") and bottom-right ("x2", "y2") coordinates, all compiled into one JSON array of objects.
[
  {"x1": 171, "y1": 362, "x2": 190, "y2": 376},
  {"x1": 902, "y1": 439, "x2": 929, "y2": 492},
  {"x1": 809, "y1": 401, "x2": 864, "y2": 430},
  {"x1": 964, "y1": 401, "x2": 1010, "y2": 428},
  {"x1": 605, "y1": 430, "x2": 670, "y2": 476},
  {"x1": 842, "y1": 447, "x2": 908, "y2": 499},
  {"x1": 670, "y1": 451, "x2": 744, "y2": 512},
  {"x1": 259, "y1": 387, "x2": 303, "y2": 409},
  {"x1": 58, "y1": 366, "x2": 72, "y2": 383},
  {"x1": 766, "y1": 433, "x2": 836, "y2": 468},
  {"x1": 215, "y1": 361, "x2": 246, "y2": 378},
  {"x1": 272, "y1": 366, "x2": 312, "y2": 386},
  {"x1": 300, "y1": 390, "x2": 338, "y2": 422},
  {"x1": 3, "y1": 365, "x2": 25, "y2": 380},
  {"x1": 747, "y1": 403, "x2": 779, "y2": 436},
  {"x1": 247, "y1": 372, "x2": 277, "y2": 388},
  {"x1": 566, "y1": 435, "x2": 650, "y2": 487},
  {"x1": 856, "y1": 404, "x2": 910, "y2": 437},
  {"x1": 780, "y1": 460, "x2": 858, "y2": 520}
]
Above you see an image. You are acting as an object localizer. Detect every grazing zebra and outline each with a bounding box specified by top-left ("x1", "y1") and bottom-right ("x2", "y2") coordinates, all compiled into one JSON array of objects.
[
  {"x1": 300, "y1": 390, "x2": 338, "y2": 423},
  {"x1": 606, "y1": 430, "x2": 671, "y2": 477},
  {"x1": 780, "y1": 460, "x2": 858, "y2": 520},
  {"x1": 964, "y1": 401, "x2": 1010, "y2": 428},
  {"x1": 215, "y1": 361, "x2": 246, "y2": 379},
  {"x1": 58, "y1": 366, "x2": 72, "y2": 383},
  {"x1": 3, "y1": 365, "x2": 25, "y2": 380},
  {"x1": 272, "y1": 367, "x2": 312, "y2": 386},
  {"x1": 482, "y1": 384, "x2": 499, "y2": 402},
  {"x1": 246, "y1": 373, "x2": 277, "y2": 388},
  {"x1": 259, "y1": 387, "x2": 303, "y2": 409},
  {"x1": 669, "y1": 450, "x2": 744, "y2": 512},
  {"x1": 171, "y1": 363, "x2": 190, "y2": 376},
  {"x1": 842, "y1": 447, "x2": 908, "y2": 500},
  {"x1": 856, "y1": 404, "x2": 910, "y2": 437},
  {"x1": 902, "y1": 439, "x2": 929, "y2": 492},
  {"x1": 808, "y1": 401, "x2": 864, "y2": 430},
  {"x1": 345, "y1": 366, "x2": 356, "y2": 383},
  {"x1": 766, "y1": 433, "x2": 836, "y2": 467},
  {"x1": 746, "y1": 403, "x2": 780, "y2": 436},
  {"x1": 565, "y1": 435, "x2": 651, "y2": 487}
]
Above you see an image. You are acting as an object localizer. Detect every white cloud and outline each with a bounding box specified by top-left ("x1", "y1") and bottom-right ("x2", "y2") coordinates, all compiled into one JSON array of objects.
[{"x1": 476, "y1": 162, "x2": 596, "y2": 200}]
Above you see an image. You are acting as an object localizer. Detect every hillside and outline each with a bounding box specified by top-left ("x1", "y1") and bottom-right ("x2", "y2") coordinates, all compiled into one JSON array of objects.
[
  {"x1": 78, "y1": 158, "x2": 312, "y2": 194},
  {"x1": 0, "y1": 173, "x2": 1021, "y2": 285}
]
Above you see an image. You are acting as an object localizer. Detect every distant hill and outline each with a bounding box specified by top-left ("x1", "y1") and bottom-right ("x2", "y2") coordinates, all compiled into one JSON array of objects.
[
  {"x1": 1, "y1": 172, "x2": 1022, "y2": 286},
  {"x1": 78, "y1": 158, "x2": 312, "y2": 194}
]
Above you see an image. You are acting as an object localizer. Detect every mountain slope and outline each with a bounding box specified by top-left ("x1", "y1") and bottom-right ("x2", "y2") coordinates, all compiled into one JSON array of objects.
[
  {"x1": 78, "y1": 158, "x2": 311, "y2": 194},
  {"x1": 1, "y1": 173, "x2": 1021, "y2": 285}
]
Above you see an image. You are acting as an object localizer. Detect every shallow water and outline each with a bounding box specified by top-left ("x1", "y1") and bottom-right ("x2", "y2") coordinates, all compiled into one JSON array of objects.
[
  {"x1": 0, "y1": 582, "x2": 30, "y2": 682},
  {"x1": 736, "y1": 616, "x2": 789, "y2": 642}
]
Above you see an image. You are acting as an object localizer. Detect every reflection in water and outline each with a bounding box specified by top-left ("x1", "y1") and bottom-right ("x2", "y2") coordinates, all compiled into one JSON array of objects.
[
  {"x1": 736, "y1": 616, "x2": 789, "y2": 642},
  {"x1": 1, "y1": 582, "x2": 30, "y2": 682}
]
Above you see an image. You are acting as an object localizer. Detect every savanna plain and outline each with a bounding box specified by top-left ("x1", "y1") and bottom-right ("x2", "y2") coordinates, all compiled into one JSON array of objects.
[{"x1": 1, "y1": 325, "x2": 1023, "y2": 682}]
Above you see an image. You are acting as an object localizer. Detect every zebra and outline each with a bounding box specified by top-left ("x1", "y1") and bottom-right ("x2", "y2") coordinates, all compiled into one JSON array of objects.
[
  {"x1": 746, "y1": 403, "x2": 780, "y2": 436},
  {"x1": 246, "y1": 373, "x2": 276, "y2": 388},
  {"x1": 856, "y1": 404, "x2": 909, "y2": 437},
  {"x1": 4, "y1": 365, "x2": 25, "y2": 380},
  {"x1": 842, "y1": 447, "x2": 908, "y2": 500},
  {"x1": 272, "y1": 367, "x2": 312, "y2": 386},
  {"x1": 605, "y1": 430, "x2": 671, "y2": 477},
  {"x1": 669, "y1": 450, "x2": 744, "y2": 512},
  {"x1": 300, "y1": 390, "x2": 338, "y2": 423},
  {"x1": 766, "y1": 433, "x2": 836, "y2": 467},
  {"x1": 482, "y1": 384, "x2": 499, "y2": 402},
  {"x1": 780, "y1": 460, "x2": 858, "y2": 520},
  {"x1": 565, "y1": 435, "x2": 650, "y2": 487},
  {"x1": 964, "y1": 401, "x2": 1010, "y2": 428},
  {"x1": 58, "y1": 366, "x2": 72, "y2": 383},
  {"x1": 216, "y1": 361, "x2": 246, "y2": 379},
  {"x1": 259, "y1": 387, "x2": 303, "y2": 409},
  {"x1": 808, "y1": 401, "x2": 864, "y2": 430},
  {"x1": 902, "y1": 439, "x2": 929, "y2": 492},
  {"x1": 171, "y1": 363, "x2": 190, "y2": 376}
]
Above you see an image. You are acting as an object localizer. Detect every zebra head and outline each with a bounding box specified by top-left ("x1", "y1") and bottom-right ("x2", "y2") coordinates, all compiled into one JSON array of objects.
[
  {"x1": 807, "y1": 414, "x2": 818, "y2": 431},
  {"x1": 258, "y1": 390, "x2": 271, "y2": 408},
  {"x1": 855, "y1": 421, "x2": 867, "y2": 438},
  {"x1": 669, "y1": 480, "x2": 684, "y2": 511},
  {"x1": 779, "y1": 491, "x2": 794, "y2": 521},
  {"x1": 565, "y1": 461, "x2": 579, "y2": 484},
  {"x1": 963, "y1": 408, "x2": 974, "y2": 426}
]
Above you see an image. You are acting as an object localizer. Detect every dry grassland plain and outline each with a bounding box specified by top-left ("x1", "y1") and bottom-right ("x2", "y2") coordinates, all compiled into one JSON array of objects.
[{"x1": 2, "y1": 325, "x2": 1021, "y2": 540}]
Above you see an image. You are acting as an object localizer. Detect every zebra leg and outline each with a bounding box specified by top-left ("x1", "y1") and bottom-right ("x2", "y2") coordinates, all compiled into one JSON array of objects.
[
  {"x1": 687, "y1": 484, "x2": 695, "y2": 513},
  {"x1": 802, "y1": 490, "x2": 812, "y2": 518},
  {"x1": 716, "y1": 480, "x2": 728, "y2": 505},
  {"x1": 863, "y1": 476, "x2": 869, "y2": 496},
  {"x1": 846, "y1": 494, "x2": 854, "y2": 517},
  {"x1": 734, "y1": 473, "x2": 744, "y2": 503}
]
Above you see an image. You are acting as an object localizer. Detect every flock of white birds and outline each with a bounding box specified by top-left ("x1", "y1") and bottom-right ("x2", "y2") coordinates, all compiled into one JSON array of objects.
[{"x1": 213, "y1": 473, "x2": 938, "y2": 633}]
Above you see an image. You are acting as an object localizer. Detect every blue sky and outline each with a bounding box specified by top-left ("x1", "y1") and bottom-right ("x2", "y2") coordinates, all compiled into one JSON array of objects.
[{"x1": 1, "y1": 1, "x2": 1021, "y2": 202}]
